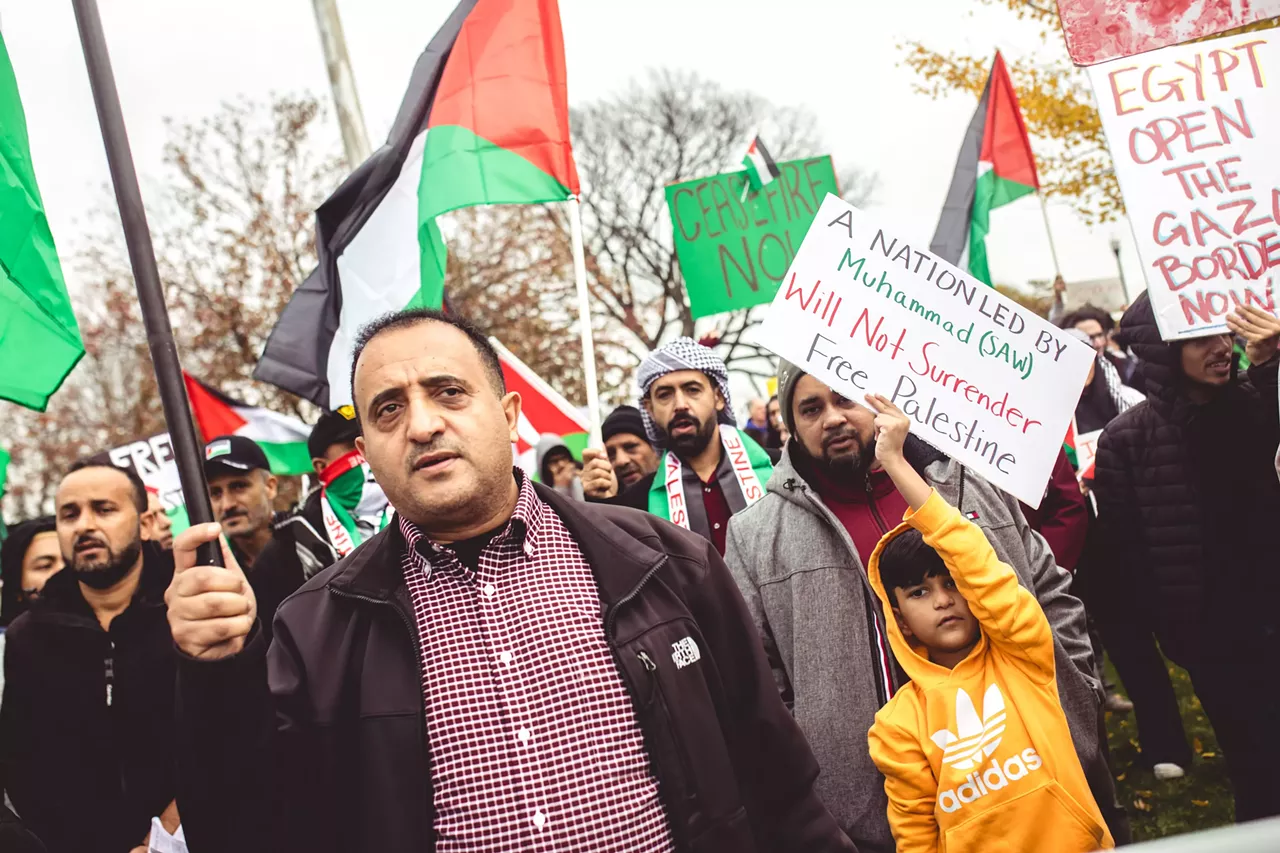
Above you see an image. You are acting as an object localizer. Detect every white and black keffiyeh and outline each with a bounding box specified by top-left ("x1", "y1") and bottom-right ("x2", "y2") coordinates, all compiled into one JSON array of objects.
[{"x1": 636, "y1": 337, "x2": 736, "y2": 443}]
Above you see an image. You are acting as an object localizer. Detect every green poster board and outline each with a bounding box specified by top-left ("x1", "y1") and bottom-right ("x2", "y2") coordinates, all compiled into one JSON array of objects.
[{"x1": 666, "y1": 155, "x2": 839, "y2": 319}]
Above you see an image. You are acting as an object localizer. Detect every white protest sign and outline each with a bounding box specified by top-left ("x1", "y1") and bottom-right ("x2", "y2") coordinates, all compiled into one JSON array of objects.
[
  {"x1": 101, "y1": 432, "x2": 184, "y2": 511},
  {"x1": 758, "y1": 195, "x2": 1095, "y2": 507},
  {"x1": 1088, "y1": 34, "x2": 1280, "y2": 340},
  {"x1": 1073, "y1": 428, "x2": 1103, "y2": 482}
]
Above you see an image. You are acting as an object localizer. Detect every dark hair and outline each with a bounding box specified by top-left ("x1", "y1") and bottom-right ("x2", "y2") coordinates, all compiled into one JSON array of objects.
[
  {"x1": 64, "y1": 459, "x2": 148, "y2": 513},
  {"x1": 0, "y1": 516, "x2": 57, "y2": 627},
  {"x1": 878, "y1": 529, "x2": 949, "y2": 599},
  {"x1": 1059, "y1": 304, "x2": 1115, "y2": 334},
  {"x1": 349, "y1": 308, "x2": 506, "y2": 419}
]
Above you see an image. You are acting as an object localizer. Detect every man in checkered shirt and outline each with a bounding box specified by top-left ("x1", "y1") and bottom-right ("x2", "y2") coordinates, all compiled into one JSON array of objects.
[{"x1": 167, "y1": 309, "x2": 857, "y2": 853}]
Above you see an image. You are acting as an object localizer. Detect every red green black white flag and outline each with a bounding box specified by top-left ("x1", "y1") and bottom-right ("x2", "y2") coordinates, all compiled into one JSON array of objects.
[
  {"x1": 183, "y1": 373, "x2": 313, "y2": 475},
  {"x1": 255, "y1": 0, "x2": 580, "y2": 408},
  {"x1": 741, "y1": 134, "x2": 780, "y2": 191},
  {"x1": 928, "y1": 52, "x2": 1039, "y2": 286}
]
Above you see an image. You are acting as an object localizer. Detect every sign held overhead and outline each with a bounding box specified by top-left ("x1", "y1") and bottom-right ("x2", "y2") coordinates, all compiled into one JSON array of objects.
[
  {"x1": 1088, "y1": 33, "x2": 1279, "y2": 340},
  {"x1": 758, "y1": 195, "x2": 1094, "y2": 507}
]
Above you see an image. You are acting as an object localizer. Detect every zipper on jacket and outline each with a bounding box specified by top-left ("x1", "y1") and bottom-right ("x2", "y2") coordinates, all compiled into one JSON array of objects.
[
  {"x1": 637, "y1": 650, "x2": 656, "y2": 672},
  {"x1": 605, "y1": 557, "x2": 667, "y2": 641},
  {"x1": 866, "y1": 477, "x2": 889, "y2": 534},
  {"x1": 105, "y1": 639, "x2": 115, "y2": 707}
]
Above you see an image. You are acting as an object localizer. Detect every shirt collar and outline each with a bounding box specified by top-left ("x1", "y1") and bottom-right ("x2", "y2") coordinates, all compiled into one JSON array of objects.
[{"x1": 398, "y1": 469, "x2": 544, "y2": 568}]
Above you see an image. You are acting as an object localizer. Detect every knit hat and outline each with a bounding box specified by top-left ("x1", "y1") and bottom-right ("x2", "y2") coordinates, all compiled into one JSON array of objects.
[
  {"x1": 601, "y1": 405, "x2": 649, "y2": 445},
  {"x1": 635, "y1": 337, "x2": 736, "y2": 443},
  {"x1": 776, "y1": 358, "x2": 805, "y2": 435}
]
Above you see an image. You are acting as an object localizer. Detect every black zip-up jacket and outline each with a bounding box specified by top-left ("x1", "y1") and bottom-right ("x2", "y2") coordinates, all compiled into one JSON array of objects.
[
  {"x1": 175, "y1": 483, "x2": 856, "y2": 853},
  {"x1": 1093, "y1": 291, "x2": 1280, "y2": 665},
  {"x1": 0, "y1": 545, "x2": 176, "y2": 853}
]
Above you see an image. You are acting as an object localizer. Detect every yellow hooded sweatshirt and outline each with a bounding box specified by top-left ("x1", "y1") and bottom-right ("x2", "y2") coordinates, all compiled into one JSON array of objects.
[{"x1": 866, "y1": 490, "x2": 1114, "y2": 853}]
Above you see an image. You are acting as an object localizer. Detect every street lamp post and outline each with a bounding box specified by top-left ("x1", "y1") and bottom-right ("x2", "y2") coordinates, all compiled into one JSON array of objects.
[{"x1": 1110, "y1": 236, "x2": 1131, "y2": 306}]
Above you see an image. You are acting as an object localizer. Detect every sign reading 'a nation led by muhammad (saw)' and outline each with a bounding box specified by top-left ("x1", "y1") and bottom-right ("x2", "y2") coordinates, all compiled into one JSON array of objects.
[{"x1": 758, "y1": 195, "x2": 1095, "y2": 507}]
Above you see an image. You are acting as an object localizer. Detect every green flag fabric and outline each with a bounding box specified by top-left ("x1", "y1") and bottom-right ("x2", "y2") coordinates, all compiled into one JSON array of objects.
[
  {"x1": 0, "y1": 33, "x2": 83, "y2": 410},
  {"x1": 666, "y1": 156, "x2": 839, "y2": 319}
]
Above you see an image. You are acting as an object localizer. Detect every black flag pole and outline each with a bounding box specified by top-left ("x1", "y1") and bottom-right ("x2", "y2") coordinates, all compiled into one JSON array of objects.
[{"x1": 71, "y1": 0, "x2": 222, "y2": 568}]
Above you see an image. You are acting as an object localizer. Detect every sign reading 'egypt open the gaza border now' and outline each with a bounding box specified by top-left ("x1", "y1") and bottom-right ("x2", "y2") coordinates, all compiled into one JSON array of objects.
[
  {"x1": 758, "y1": 195, "x2": 1095, "y2": 507},
  {"x1": 1088, "y1": 33, "x2": 1280, "y2": 341}
]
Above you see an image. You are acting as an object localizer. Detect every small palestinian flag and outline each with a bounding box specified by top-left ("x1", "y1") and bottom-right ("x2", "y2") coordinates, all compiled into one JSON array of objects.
[
  {"x1": 183, "y1": 373, "x2": 313, "y2": 475},
  {"x1": 929, "y1": 52, "x2": 1039, "y2": 286},
  {"x1": 492, "y1": 338, "x2": 591, "y2": 471},
  {"x1": 741, "y1": 135, "x2": 780, "y2": 192},
  {"x1": 255, "y1": 0, "x2": 579, "y2": 408}
]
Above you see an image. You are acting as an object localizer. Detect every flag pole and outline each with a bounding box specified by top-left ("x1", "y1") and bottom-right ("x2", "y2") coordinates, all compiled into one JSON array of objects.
[
  {"x1": 567, "y1": 197, "x2": 602, "y2": 445},
  {"x1": 71, "y1": 0, "x2": 222, "y2": 567},
  {"x1": 1038, "y1": 192, "x2": 1062, "y2": 277}
]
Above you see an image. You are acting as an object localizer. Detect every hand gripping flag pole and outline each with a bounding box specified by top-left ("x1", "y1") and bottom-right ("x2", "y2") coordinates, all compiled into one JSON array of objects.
[{"x1": 71, "y1": 0, "x2": 222, "y2": 568}]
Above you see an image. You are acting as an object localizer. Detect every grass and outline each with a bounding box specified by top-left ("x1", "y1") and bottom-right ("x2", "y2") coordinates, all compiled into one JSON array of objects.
[{"x1": 1104, "y1": 658, "x2": 1235, "y2": 842}]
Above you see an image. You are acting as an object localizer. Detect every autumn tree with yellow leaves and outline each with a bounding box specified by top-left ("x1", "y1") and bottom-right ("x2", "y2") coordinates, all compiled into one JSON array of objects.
[{"x1": 901, "y1": 0, "x2": 1278, "y2": 226}]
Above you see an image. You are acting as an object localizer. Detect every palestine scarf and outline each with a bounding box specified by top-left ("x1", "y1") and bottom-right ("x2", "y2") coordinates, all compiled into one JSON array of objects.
[
  {"x1": 319, "y1": 450, "x2": 393, "y2": 557},
  {"x1": 636, "y1": 337, "x2": 772, "y2": 527},
  {"x1": 648, "y1": 425, "x2": 772, "y2": 529}
]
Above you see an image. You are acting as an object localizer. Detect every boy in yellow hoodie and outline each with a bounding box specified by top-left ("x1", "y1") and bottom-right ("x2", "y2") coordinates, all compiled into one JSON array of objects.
[{"x1": 863, "y1": 394, "x2": 1113, "y2": 853}]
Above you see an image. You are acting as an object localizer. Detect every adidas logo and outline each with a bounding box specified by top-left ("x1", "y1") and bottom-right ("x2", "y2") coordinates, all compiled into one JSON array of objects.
[
  {"x1": 930, "y1": 684, "x2": 1007, "y2": 772},
  {"x1": 938, "y1": 749, "x2": 1044, "y2": 813}
]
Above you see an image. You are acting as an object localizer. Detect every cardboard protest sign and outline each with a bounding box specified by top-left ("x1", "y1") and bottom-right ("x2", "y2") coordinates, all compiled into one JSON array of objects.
[
  {"x1": 1057, "y1": 0, "x2": 1280, "y2": 65},
  {"x1": 1088, "y1": 34, "x2": 1279, "y2": 339},
  {"x1": 667, "y1": 156, "x2": 839, "y2": 319},
  {"x1": 757, "y1": 195, "x2": 1094, "y2": 507}
]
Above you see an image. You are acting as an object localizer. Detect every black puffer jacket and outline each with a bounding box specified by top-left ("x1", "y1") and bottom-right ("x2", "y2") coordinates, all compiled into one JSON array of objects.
[{"x1": 1092, "y1": 292, "x2": 1280, "y2": 665}]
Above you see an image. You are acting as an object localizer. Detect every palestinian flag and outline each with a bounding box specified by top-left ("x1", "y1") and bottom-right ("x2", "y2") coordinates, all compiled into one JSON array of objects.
[
  {"x1": 741, "y1": 135, "x2": 780, "y2": 191},
  {"x1": 255, "y1": 0, "x2": 580, "y2": 409},
  {"x1": 492, "y1": 338, "x2": 591, "y2": 470},
  {"x1": 0, "y1": 33, "x2": 84, "y2": 410},
  {"x1": 928, "y1": 51, "x2": 1039, "y2": 286},
  {"x1": 183, "y1": 373, "x2": 313, "y2": 475}
]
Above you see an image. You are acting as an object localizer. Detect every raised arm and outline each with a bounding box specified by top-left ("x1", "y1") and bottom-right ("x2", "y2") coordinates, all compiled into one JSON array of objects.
[{"x1": 866, "y1": 394, "x2": 1054, "y2": 680}]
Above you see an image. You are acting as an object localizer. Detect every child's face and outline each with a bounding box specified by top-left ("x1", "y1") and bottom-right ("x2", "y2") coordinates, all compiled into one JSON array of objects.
[{"x1": 892, "y1": 574, "x2": 980, "y2": 666}]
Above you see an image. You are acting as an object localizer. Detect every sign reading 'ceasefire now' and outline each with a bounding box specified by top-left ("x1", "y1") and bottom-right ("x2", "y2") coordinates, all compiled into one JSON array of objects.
[
  {"x1": 758, "y1": 195, "x2": 1095, "y2": 507},
  {"x1": 666, "y1": 156, "x2": 839, "y2": 319}
]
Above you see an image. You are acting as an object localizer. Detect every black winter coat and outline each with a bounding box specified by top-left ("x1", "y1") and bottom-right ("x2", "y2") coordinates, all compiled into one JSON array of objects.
[
  {"x1": 1092, "y1": 292, "x2": 1280, "y2": 665},
  {"x1": 0, "y1": 545, "x2": 176, "y2": 853},
  {"x1": 175, "y1": 481, "x2": 855, "y2": 853}
]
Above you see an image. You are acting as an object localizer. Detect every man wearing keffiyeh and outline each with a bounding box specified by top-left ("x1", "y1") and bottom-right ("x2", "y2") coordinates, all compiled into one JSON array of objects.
[{"x1": 583, "y1": 337, "x2": 778, "y2": 555}]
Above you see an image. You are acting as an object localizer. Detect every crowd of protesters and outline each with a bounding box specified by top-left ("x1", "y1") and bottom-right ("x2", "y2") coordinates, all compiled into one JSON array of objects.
[{"x1": 0, "y1": 295, "x2": 1278, "y2": 852}]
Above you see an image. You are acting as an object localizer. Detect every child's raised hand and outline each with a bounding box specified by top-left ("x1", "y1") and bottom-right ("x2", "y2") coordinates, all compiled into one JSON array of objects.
[{"x1": 865, "y1": 394, "x2": 910, "y2": 464}]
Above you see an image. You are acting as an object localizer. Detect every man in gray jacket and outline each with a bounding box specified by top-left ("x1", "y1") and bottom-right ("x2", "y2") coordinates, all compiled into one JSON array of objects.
[{"x1": 724, "y1": 361, "x2": 1127, "y2": 852}]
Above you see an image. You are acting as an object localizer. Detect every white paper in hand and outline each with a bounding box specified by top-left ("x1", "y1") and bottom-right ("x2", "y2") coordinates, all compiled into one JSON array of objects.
[{"x1": 148, "y1": 818, "x2": 188, "y2": 853}]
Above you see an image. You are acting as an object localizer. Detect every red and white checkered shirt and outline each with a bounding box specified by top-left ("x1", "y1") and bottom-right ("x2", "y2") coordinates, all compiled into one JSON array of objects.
[{"x1": 399, "y1": 474, "x2": 675, "y2": 852}]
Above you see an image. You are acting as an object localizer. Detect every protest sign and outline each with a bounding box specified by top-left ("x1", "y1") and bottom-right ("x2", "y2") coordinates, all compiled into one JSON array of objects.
[
  {"x1": 90, "y1": 432, "x2": 189, "y2": 531},
  {"x1": 1073, "y1": 428, "x2": 1103, "y2": 481},
  {"x1": 1088, "y1": 34, "x2": 1279, "y2": 340},
  {"x1": 667, "y1": 156, "x2": 839, "y2": 319},
  {"x1": 757, "y1": 195, "x2": 1094, "y2": 507},
  {"x1": 1057, "y1": 0, "x2": 1280, "y2": 65}
]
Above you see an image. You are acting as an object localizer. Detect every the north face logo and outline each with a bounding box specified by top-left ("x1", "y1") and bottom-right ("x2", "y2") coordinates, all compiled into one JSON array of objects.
[
  {"x1": 931, "y1": 684, "x2": 1007, "y2": 772},
  {"x1": 671, "y1": 637, "x2": 701, "y2": 669}
]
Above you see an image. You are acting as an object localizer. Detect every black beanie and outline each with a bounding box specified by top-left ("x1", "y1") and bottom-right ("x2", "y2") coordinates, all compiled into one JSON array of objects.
[
  {"x1": 601, "y1": 405, "x2": 649, "y2": 445},
  {"x1": 308, "y1": 407, "x2": 362, "y2": 460}
]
